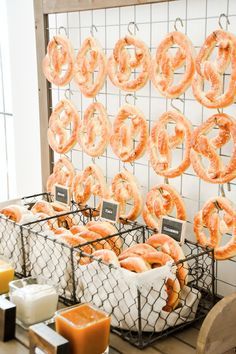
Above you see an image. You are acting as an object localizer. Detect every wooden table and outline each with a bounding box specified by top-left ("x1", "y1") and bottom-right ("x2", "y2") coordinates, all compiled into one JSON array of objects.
[{"x1": 1, "y1": 319, "x2": 235, "y2": 353}]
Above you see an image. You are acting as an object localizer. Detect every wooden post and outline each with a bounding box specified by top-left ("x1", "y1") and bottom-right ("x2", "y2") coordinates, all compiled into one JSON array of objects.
[{"x1": 34, "y1": 0, "x2": 53, "y2": 191}]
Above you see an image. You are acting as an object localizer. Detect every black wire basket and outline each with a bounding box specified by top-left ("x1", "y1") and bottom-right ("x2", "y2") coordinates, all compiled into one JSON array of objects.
[{"x1": 0, "y1": 193, "x2": 215, "y2": 348}]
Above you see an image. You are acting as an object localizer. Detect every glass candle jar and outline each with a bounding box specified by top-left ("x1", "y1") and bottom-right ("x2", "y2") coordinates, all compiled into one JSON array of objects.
[
  {"x1": 9, "y1": 277, "x2": 58, "y2": 327},
  {"x1": 0, "y1": 256, "x2": 14, "y2": 294},
  {"x1": 55, "y1": 303, "x2": 110, "y2": 354}
]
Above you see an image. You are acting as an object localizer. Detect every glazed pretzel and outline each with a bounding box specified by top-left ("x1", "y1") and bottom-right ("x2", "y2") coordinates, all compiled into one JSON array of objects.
[
  {"x1": 142, "y1": 184, "x2": 186, "y2": 230},
  {"x1": 190, "y1": 113, "x2": 236, "y2": 184},
  {"x1": 73, "y1": 164, "x2": 109, "y2": 216},
  {"x1": 150, "y1": 31, "x2": 195, "y2": 98},
  {"x1": 148, "y1": 110, "x2": 192, "y2": 178},
  {"x1": 78, "y1": 102, "x2": 111, "y2": 157},
  {"x1": 192, "y1": 29, "x2": 236, "y2": 108},
  {"x1": 194, "y1": 197, "x2": 236, "y2": 260},
  {"x1": 43, "y1": 35, "x2": 75, "y2": 86},
  {"x1": 108, "y1": 35, "x2": 151, "y2": 91},
  {"x1": 48, "y1": 99, "x2": 80, "y2": 154},
  {"x1": 111, "y1": 170, "x2": 142, "y2": 221},
  {"x1": 110, "y1": 104, "x2": 148, "y2": 162},
  {"x1": 47, "y1": 157, "x2": 75, "y2": 194},
  {"x1": 74, "y1": 37, "x2": 107, "y2": 97}
]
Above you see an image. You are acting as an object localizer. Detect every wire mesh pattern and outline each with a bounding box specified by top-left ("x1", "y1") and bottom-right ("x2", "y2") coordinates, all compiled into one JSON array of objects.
[
  {"x1": 73, "y1": 230, "x2": 215, "y2": 348},
  {"x1": 46, "y1": 0, "x2": 236, "y2": 298}
]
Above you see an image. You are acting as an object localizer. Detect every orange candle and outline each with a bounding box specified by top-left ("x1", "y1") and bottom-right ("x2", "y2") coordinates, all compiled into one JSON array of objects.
[
  {"x1": 55, "y1": 303, "x2": 110, "y2": 354},
  {"x1": 0, "y1": 257, "x2": 14, "y2": 294}
]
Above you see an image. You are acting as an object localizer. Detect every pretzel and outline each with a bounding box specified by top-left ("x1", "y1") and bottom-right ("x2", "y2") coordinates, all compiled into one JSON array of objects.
[
  {"x1": 86, "y1": 221, "x2": 122, "y2": 256},
  {"x1": 31, "y1": 201, "x2": 55, "y2": 217},
  {"x1": 78, "y1": 102, "x2": 111, "y2": 157},
  {"x1": 146, "y1": 251, "x2": 181, "y2": 312},
  {"x1": 143, "y1": 184, "x2": 186, "y2": 230},
  {"x1": 192, "y1": 29, "x2": 236, "y2": 108},
  {"x1": 47, "y1": 157, "x2": 75, "y2": 194},
  {"x1": 148, "y1": 110, "x2": 192, "y2": 178},
  {"x1": 120, "y1": 256, "x2": 151, "y2": 272},
  {"x1": 48, "y1": 99, "x2": 80, "y2": 154},
  {"x1": 0, "y1": 205, "x2": 22, "y2": 222},
  {"x1": 110, "y1": 104, "x2": 148, "y2": 162},
  {"x1": 150, "y1": 31, "x2": 195, "y2": 98},
  {"x1": 74, "y1": 37, "x2": 107, "y2": 97},
  {"x1": 58, "y1": 233, "x2": 95, "y2": 265},
  {"x1": 146, "y1": 234, "x2": 188, "y2": 287},
  {"x1": 190, "y1": 113, "x2": 236, "y2": 184},
  {"x1": 118, "y1": 243, "x2": 157, "y2": 261},
  {"x1": 77, "y1": 230, "x2": 112, "y2": 251},
  {"x1": 43, "y1": 35, "x2": 75, "y2": 86},
  {"x1": 111, "y1": 170, "x2": 143, "y2": 222},
  {"x1": 73, "y1": 164, "x2": 109, "y2": 216},
  {"x1": 194, "y1": 197, "x2": 236, "y2": 260},
  {"x1": 92, "y1": 250, "x2": 120, "y2": 267},
  {"x1": 108, "y1": 35, "x2": 151, "y2": 91}
]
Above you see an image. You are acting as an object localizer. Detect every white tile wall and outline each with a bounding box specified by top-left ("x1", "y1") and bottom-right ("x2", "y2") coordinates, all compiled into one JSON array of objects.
[{"x1": 48, "y1": 0, "x2": 236, "y2": 297}]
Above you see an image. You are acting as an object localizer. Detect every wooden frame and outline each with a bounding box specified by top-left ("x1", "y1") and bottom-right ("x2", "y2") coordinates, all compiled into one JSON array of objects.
[{"x1": 34, "y1": 0, "x2": 175, "y2": 190}]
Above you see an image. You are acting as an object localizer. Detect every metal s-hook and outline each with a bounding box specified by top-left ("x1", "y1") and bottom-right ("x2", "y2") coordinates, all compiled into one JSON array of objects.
[
  {"x1": 218, "y1": 13, "x2": 230, "y2": 30},
  {"x1": 220, "y1": 184, "x2": 226, "y2": 198},
  {"x1": 127, "y1": 21, "x2": 139, "y2": 35},
  {"x1": 58, "y1": 26, "x2": 68, "y2": 36},
  {"x1": 65, "y1": 88, "x2": 74, "y2": 99},
  {"x1": 174, "y1": 17, "x2": 184, "y2": 31},
  {"x1": 90, "y1": 24, "x2": 98, "y2": 37},
  {"x1": 170, "y1": 98, "x2": 184, "y2": 113},
  {"x1": 125, "y1": 93, "x2": 137, "y2": 105}
]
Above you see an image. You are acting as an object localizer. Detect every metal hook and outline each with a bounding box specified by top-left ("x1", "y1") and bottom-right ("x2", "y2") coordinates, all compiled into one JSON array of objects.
[
  {"x1": 227, "y1": 182, "x2": 231, "y2": 192},
  {"x1": 174, "y1": 17, "x2": 184, "y2": 31},
  {"x1": 64, "y1": 88, "x2": 74, "y2": 99},
  {"x1": 170, "y1": 98, "x2": 184, "y2": 113},
  {"x1": 92, "y1": 157, "x2": 96, "y2": 164},
  {"x1": 58, "y1": 26, "x2": 68, "y2": 36},
  {"x1": 218, "y1": 13, "x2": 230, "y2": 30},
  {"x1": 164, "y1": 177, "x2": 169, "y2": 185},
  {"x1": 127, "y1": 21, "x2": 139, "y2": 35},
  {"x1": 214, "y1": 199, "x2": 222, "y2": 212},
  {"x1": 220, "y1": 184, "x2": 226, "y2": 197},
  {"x1": 90, "y1": 24, "x2": 98, "y2": 37},
  {"x1": 125, "y1": 93, "x2": 137, "y2": 105}
]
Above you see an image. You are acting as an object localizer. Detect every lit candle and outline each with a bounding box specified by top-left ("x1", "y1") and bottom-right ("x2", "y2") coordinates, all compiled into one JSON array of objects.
[
  {"x1": 0, "y1": 257, "x2": 14, "y2": 294},
  {"x1": 55, "y1": 303, "x2": 110, "y2": 354},
  {"x1": 9, "y1": 278, "x2": 58, "y2": 326}
]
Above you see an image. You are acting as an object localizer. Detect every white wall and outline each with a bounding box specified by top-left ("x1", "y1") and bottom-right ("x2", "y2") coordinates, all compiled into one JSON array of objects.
[{"x1": 6, "y1": 0, "x2": 42, "y2": 197}]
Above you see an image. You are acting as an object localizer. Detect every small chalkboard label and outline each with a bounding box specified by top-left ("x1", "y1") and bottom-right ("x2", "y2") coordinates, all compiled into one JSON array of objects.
[
  {"x1": 100, "y1": 199, "x2": 120, "y2": 223},
  {"x1": 54, "y1": 184, "x2": 71, "y2": 206},
  {"x1": 160, "y1": 216, "x2": 186, "y2": 244}
]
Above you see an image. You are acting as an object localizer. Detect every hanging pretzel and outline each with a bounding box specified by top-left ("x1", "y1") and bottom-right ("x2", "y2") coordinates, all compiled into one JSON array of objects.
[
  {"x1": 78, "y1": 102, "x2": 111, "y2": 157},
  {"x1": 148, "y1": 110, "x2": 192, "y2": 178},
  {"x1": 150, "y1": 31, "x2": 196, "y2": 98},
  {"x1": 47, "y1": 99, "x2": 80, "y2": 154},
  {"x1": 190, "y1": 113, "x2": 236, "y2": 184},
  {"x1": 73, "y1": 164, "x2": 109, "y2": 216},
  {"x1": 47, "y1": 157, "x2": 75, "y2": 194},
  {"x1": 110, "y1": 104, "x2": 148, "y2": 162},
  {"x1": 43, "y1": 35, "x2": 75, "y2": 86},
  {"x1": 192, "y1": 29, "x2": 236, "y2": 108},
  {"x1": 108, "y1": 35, "x2": 151, "y2": 91},
  {"x1": 194, "y1": 197, "x2": 236, "y2": 260},
  {"x1": 143, "y1": 184, "x2": 186, "y2": 230},
  {"x1": 111, "y1": 170, "x2": 142, "y2": 222},
  {"x1": 74, "y1": 37, "x2": 107, "y2": 97}
]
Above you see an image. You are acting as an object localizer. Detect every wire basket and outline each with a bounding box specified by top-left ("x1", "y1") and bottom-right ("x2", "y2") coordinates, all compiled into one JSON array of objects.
[
  {"x1": 0, "y1": 193, "x2": 52, "y2": 276},
  {"x1": 73, "y1": 230, "x2": 215, "y2": 348}
]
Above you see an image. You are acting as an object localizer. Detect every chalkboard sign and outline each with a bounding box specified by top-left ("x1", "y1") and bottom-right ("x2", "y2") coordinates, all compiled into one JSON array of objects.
[
  {"x1": 160, "y1": 216, "x2": 186, "y2": 244},
  {"x1": 100, "y1": 199, "x2": 120, "y2": 223},
  {"x1": 54, "y1": 184, "x2": 71, "y2": 206}
]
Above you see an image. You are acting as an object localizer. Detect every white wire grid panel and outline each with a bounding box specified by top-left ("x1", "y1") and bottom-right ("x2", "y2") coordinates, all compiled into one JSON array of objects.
[{"x1": 47, "y1": 0, "x2": 236, "y2": 297}]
